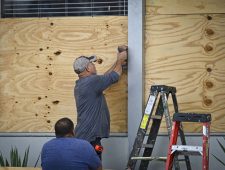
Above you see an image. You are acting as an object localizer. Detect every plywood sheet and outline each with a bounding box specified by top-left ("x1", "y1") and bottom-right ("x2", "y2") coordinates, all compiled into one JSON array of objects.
[
  {"x1": 0, "y1": 17, "x2": 128, "y2": 132},
  {"x1": 146, "y1": 0, "x2": 225, "y2": 15},
  {"x1": 145, "y1": 14, "x2": 225, "y2": 132}
]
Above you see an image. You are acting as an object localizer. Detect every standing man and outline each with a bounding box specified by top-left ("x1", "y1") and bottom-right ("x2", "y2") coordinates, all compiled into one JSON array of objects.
[
  {"x1": 41, "y1": 117, "x2": 102, "y2": 170},
  {"x1": 73, "y1": 45, "x2": 128, "y2": 159}
]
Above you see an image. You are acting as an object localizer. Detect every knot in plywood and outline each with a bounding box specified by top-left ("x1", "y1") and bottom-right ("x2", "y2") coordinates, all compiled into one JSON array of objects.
[
  {"x1": 205, "y1": 28, "x2": 214, "y2": 36},
  {"x1": 204, "y1": 44, "x2": 213, "y2": 52},
  {"x1": 203, "y1": 96, "x2": 213, "y2": 107},
  {"x1": 52, "y1": 100, "x2": 60, "y2": 105},
  {"x1": 205, "y1": 81, "x2": 213, "y2": 89},
  {"x1": 207, "y1": 15, "x2": 212, "y2": 20}
]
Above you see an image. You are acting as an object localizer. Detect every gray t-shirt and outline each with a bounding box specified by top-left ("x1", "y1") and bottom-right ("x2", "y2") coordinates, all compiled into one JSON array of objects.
[{"x1": 74, "y1": 71, "x2": 119, "y2": 142}]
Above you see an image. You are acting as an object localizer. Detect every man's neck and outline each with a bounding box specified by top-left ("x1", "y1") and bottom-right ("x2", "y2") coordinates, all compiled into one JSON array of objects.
[
  {"x1": 64, "y1": 134, "x2": 74, "y2": 137},
  {"x1": 78, "y1": 71, "x2": 92, "y2": 78}
]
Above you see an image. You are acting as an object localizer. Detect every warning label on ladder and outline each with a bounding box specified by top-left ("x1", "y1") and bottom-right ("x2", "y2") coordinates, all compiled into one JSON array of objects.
[
  {"x1": 145, "y1": 95, "x2": 156, "y2": 115},
  {"x1": 140, "y1": 114, "x2": 149, "y2": 129},
  {"x1": 140, "y1": 95, "x2": 156, "y2": 129}
]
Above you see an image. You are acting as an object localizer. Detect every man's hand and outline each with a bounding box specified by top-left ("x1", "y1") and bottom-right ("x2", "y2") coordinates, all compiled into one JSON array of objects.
[
  {"x1": 118, "y1": 45, "x2": 128, "y2": 53},
  {"x1": 104, "y1": 45, "x2": 128, "y2": 75},
  {"x1": 117, "y1": 51, "x2": 127, "y2": 65}
]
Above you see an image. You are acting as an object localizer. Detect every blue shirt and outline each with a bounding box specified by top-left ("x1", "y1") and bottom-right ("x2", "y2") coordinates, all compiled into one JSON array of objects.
[
  {"x1": 41, "y1": 137, "x2": 101, "y2": 170},
  {"x1": 74, "y1": 71, "x2": 119, "y2": 142}
]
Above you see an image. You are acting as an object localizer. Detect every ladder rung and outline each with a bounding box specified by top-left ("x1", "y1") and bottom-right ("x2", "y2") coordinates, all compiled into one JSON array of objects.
[
  {"x1": 142, "y1": 144, "x2": 154, "y2": 148},
  {"x1": 176, "y1": 151, "x2": 202, "y2": 156},
  {"x1": 172, "y1": 145, "x2": 203, "y2": 156},
  {"x1": 131, "y1": 156, "x2": 167, "y2": 161},
  {"x1": 151, "y1": 115, "x2": 162, "y2": 120}
]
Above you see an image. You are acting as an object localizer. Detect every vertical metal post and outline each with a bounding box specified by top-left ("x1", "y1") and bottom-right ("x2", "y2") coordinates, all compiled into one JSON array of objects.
[{"x1": 128, "y1": 0, "x2": 145, "y2": 152}]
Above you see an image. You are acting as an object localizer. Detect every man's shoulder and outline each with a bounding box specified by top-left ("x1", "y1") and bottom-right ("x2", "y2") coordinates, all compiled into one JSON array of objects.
[
  {"x1": 43, "y1": 137, "x2": 62, "y2": 146},
  {"x1": 78, "y1": 73, "x2": 118, "y2": 82},
  {"x1": 77, "y1": 74, "x2": 99, "y2": 83},
  {"x1": 59, "y1": 137, "x2": 91, "y2": 146},
  {"x1": 75, "y1": 138, "x2": 91, "y2": 145},
  {"x1": 43, "y1": 138, "x2": 91, "y2": 148},
  {"x1": 44, "y1": 138, "x2": 57, "y2": 144}
]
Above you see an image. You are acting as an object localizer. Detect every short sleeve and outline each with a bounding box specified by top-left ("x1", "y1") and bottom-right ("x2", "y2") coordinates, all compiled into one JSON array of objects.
[{"x1": 94, "y1": 71, "x2": 119, "y2": 93}]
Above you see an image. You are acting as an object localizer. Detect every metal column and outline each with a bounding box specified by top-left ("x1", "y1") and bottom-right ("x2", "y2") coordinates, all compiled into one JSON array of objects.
[{"x1": 128, "y1": 0, "x2": 146, "y2": 152}]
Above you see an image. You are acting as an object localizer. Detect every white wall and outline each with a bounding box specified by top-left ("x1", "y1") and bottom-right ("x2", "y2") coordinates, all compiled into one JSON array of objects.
[{"x1": 0, "y1": 134, "x2": 224, "y2": 170}]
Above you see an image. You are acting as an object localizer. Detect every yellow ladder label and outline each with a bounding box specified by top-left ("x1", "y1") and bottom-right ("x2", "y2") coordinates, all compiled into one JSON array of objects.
[{"x1": 140, "y1": 114, "x2": 149, "y2": 129}]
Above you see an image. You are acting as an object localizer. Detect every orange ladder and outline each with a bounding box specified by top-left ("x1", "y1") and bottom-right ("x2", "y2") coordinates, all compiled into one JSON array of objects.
[{"x1": 166, "y1": 113, "x2": 211, "y2": 170}]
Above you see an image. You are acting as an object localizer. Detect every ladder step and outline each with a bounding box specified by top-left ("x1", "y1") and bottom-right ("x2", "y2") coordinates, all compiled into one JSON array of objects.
[
  {"x1": 131, "y1": 156, "x2": 167, "y2": 161},
  {"x1": 142, "y1": 144, "x2": 154, "y2": 148},
  {"x1": 151, "y1": 115, "x2": 162, "y2": 120},
  {"x1": 173, "y1": 112, "x2": 211, "y2": 123},
  {"x1": 172, "y1": 145, "x2": 202, "y2": 156}
]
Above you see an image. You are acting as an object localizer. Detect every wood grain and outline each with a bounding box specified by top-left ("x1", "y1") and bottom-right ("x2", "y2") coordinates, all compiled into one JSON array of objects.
[
  {"x1": 0, "y1": 17, "x2": 128, "y2": 132},
  {"x1": 146, "y1": 0, "x2": 225, "y2": 15},
  {"x1": 145, "y1": 14, "x2": 225, "y2": 132},
  {"x1": 1, "y1": 5, "x2": 225, "y2": 135}
]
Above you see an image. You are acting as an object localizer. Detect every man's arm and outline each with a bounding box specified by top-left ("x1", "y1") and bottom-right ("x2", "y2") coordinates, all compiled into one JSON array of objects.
[{"x1": 104, "y1": 50, "x2": 127, "y2": 76}]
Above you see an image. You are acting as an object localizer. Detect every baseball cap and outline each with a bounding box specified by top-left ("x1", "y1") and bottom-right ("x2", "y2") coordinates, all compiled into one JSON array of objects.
[{"x1": 73, "y1": 55, "x2": 97, "y2": 74}]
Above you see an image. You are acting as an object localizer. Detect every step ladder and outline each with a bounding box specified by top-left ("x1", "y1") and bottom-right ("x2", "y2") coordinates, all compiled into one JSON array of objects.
[
  {"x1": 166, "y1": 113, "x2": 211, "y2": 170},
  {"x1": 126, "y1": 85, "x2": 191, "y2": 170}
]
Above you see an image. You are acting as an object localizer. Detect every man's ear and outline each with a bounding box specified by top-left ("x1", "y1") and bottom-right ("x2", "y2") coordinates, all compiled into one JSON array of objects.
[
  {"x1": 85, "y1": 63, "x2": 91, "y2": 72},
  {"x1": 70, "y1": 130, "x2": 75, "y2": 136}
]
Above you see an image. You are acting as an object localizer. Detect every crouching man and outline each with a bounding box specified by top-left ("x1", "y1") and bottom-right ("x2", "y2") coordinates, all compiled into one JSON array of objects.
[{"x1": 41, "y1": 117, "x2": 102, "y2": 170}]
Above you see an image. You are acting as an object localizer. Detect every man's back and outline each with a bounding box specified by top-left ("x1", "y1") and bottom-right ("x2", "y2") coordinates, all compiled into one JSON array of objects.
[
  {"x1": 74, "y1": 72, "x2": 119, "y2": 142},
  {"x1": 41, "y1": 137, "x2": 101, "y2": 170}
]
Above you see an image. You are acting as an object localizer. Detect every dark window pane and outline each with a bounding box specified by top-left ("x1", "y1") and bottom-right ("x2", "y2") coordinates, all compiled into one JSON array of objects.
[{"x1": 2, "y1": 0, "x2": 128, "y2": 18}]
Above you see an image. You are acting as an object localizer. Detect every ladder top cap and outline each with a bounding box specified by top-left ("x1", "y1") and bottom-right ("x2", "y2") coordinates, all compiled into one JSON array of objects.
[
  {"x1": 173, "y1": 112, "x2": 211, "y2": 122},
  {"x1": 151, "y1": 85, "x2": 176, "y2": 93}
]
